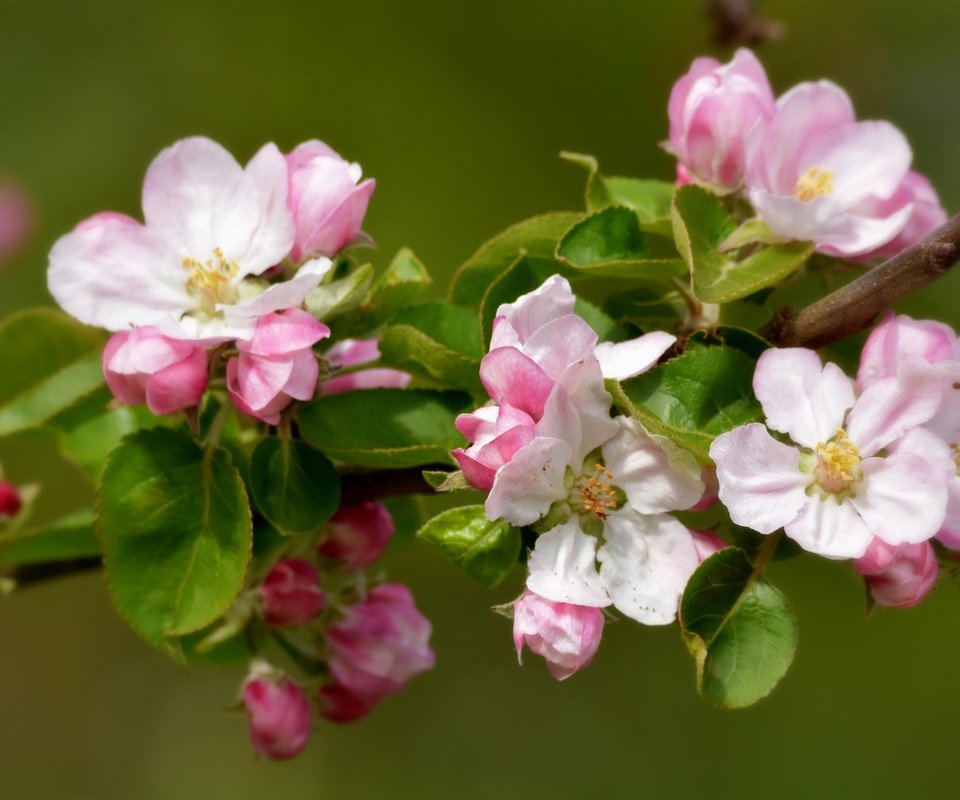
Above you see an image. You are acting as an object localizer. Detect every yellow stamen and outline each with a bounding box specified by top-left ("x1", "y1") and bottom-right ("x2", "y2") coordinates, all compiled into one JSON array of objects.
[
  {"x1": 182, "y1": 247, "x2": 240, "y2": 313},
  {"x1": 794, "y1": 166, "x2": 834, "y2": 202},
  {"x1": 578, "y1": 463, "x2": 618, "y2": 520},
  {"x1": 815, "y1": 428, "x2": 861, "y2": 491}
]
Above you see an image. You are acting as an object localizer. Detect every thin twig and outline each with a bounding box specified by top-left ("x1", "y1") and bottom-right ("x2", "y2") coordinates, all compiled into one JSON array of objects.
[
  {"x1": 339, "y1": 464, "x2": 449, "y2": 505},
  {"x1": 5, "y1": 556, "x2": 102, "y2": 591},
  {"x1": 705, "y1": 0, "x2": 784, "y2": 47},
  {"x1": 764, "y1": 212, "x2": 960, "y2": 349}
]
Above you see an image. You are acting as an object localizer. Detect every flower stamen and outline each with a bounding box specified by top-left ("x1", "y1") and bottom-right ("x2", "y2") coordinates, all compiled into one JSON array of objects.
[
  {"x1": 814, "y1": 428, "x2": 861, "y2": 494},
  {"x1": 183, "y1": 247, "x2": 240, "y2": 314},
  {"x1": 578, "y1": 463, "x2": 618, "y2": 520},
  {"x1": 794, "y1": 166, "x2": 834, "y2": 202}
]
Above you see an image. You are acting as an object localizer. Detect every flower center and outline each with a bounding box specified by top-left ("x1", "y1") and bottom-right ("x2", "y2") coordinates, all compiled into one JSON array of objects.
[
  {"x1": 574, "y1": 463, "x2": 619, "y2": 520},
  {"x1": 182, "y1": 247, "x2": 240, "y2": 316},
  {"x1": 814, "y1": 428, "x2": 861, "y2": 494},
  {"x1": 794, "y1": 166, "x2": 834, "y2": 202}
]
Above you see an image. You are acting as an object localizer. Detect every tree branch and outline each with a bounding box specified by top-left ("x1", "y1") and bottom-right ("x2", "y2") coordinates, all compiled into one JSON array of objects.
[
  {"x1": 339, "y1": 464, "x2": 449, "y2": 505},
  {"x1": 764, "y1": 212, "x2": 960, "y2": 349},
  {"x1": 705, "y1": 0, "x2": 783, "y2": 46},
  {"x1": 4, "y1": 556, "x2": 102, "y2": 592}
]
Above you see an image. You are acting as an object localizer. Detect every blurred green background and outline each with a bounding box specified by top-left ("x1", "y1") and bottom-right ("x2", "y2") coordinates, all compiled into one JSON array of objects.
[{"x1": 2, "y1": 1, "x2": 960, "y2": 797}]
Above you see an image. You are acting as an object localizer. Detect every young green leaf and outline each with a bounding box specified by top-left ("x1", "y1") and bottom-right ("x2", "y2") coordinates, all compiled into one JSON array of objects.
[
  {"x1": 417, "y1": 504, "x2": 521, "y2": 587},
  {"x1": 0, "y1": 308, "x2": 107, "y2": 439},
  {"x1": 298, "y1": 389, "x2": 471, "y2": 468},
  {"x1": 250, "y1": 437, "x2": 340, "y2": 534},
  {"x1": 305, "y1": 262, "x2": 374, "y2": 321},
  {"x1": 672, "y1": 185, "x2": 813, "y2": 303},
  {"x1": 680, "y1": 547, "x2": 798, "y2": 708},
  {"x1": 0, "y1": 509, "x2": 99, "y2": 567},
  {"x1": 97, "y1": 428, "x2": 252, "y2": 658}
]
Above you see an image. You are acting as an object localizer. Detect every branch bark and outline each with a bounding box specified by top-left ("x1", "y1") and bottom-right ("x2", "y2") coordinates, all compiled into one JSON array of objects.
[
  {"x1": 764, "y1": 212, "x2": 960, "y2": 349},
  {"x1": 705, "y1": 0, "x2": 783, "y2": 46}
]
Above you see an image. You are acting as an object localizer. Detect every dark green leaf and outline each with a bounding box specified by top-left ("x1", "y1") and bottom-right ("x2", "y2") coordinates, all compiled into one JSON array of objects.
[
  {"x1": 0, "y1": 308, "x2": 107, "y2": 439},
  {"x1": 417, "y1": 504, "x2": 521, "y2": 587},
  {"x1": 97, "y1": 428, "x2": 252, "y2": 657},
  {"x1": 672, "y1": 185, "x2": 813, "y2": 303},
  {"x1": 680, "y1": 547, "x2": 798, "y2": 708},
  {"x1": 613, "y1": 345, "x2": 763, "y2": 462},
  {"x1": 298, "y1": 389, "x2": 470, "y2": 467},
  {"x1": 250, "y1": 437, "x2": 340, "y2": 534}
]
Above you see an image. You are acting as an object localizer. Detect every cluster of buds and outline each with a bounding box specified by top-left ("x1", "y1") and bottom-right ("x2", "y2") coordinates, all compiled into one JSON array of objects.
[
  {"x1": 241, "y1": 500, "x2": 434, "y2": 760},
  {"x1": 666, "y1": 49, "x2": 946, "y2": 260},
  {"x1": 48, "y1": 136, "x2": 384, "y2": 424}
]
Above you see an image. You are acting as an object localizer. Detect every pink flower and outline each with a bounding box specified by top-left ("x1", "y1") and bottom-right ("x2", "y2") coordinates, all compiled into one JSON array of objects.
[
  {"x1": 711, "y1": 348, "x2": 953, "y2": 559},
  {"x1": 690, "y1": 529, "x2": 727, "y2": 562},
  {"x1": 227, "y1": 308, "x2": 330, "y2": 425},
  {"x1": 259, "y1": 559, "x2": 325, "y2": 627},
  {"x1": 319, "y1": 501, "x2": 395, "y2": 569},
  {"x1": 286, "y1": 140, "x2": 375, "y2": 261},
  {"x1": 745, "y1": 81, "x2": 914, "y2": 258},
  {"x1": 513, "y1": 589, "x2": 604, "y2": 680},
  {"x1": 242, "y1": 675, "x2": 312, "y2": 760},
  {"x1": 0, "y1": 481, "x2": 22, "y2": 520},
  {"x1": 319, "y1": 338, "x2": 411, "y2": 396},
  {"x1": 855, "y1": 538, "x2": 938, "y2": 608},
  {"x1": 102, "y1": 326, "x2": 208, "y2": 415},
  {"x1": 325, "y1": 583, "x2": 435, "y2": 706},
  {"x1": 317, "y1": 681, "x2": 376, "y2": 724},
  {"x1": 853, "y1": 171, "x2": 947, "y2": 262},
  {"x1": 48, "y1": 137, "x2": 331, "y2": 342},
  {"x1": 856, "y1": 314, "x2": 960, "y2": 550},
  {"x1": 0, "y1": 181, "x2": 33, "y2": 263},
  {"x1": 666, "y1": 49, "x2": 775, "y2": 190}
]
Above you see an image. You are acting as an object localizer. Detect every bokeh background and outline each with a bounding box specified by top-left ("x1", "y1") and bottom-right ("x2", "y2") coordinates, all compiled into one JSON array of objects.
[{"x1": 2, "y1": 1, "x2": 960, "y2": 797}]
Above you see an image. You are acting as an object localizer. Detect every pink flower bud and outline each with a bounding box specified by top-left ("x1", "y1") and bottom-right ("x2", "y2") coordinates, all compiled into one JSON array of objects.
[
  {"x1": 320, "y1": 501, "x2": 395, "y2": 569},
  {"x1": 855, "y1": 538, "x2": 938, "y2": 608},
  {"x1": 319, "y1": 338, "x2": 411, "y2": 396},
  {"x1": 227, "y1": 308, "x2": 330, "y2": 425},
  {"x1": 666, "y1": 49, "x2": 775, "y2": 189},
  {"x1": 512, "y1": 589, "x2": 604, "y2": 681},
  {"x1": 857, "y1": 312, "x2": 960, "y2": 392},
  {"x1": 0, "y1": 481, "x2": 22, "y2": 519},
  {"x1": 0, "y1": 181, "x2": 33, "y2": 264},
  {"x1": 325, "y1": 583, "x2": 435, "y2": 705},
  {"x1": 286, "y1": 140, "x2": 376, "y2": 261},
  {"x1": 102, "y1": 326, "x2": 209, "y2": 415},
  {"x1": 690, "y1": 529, "x2": 727, "y2": 563},
  {"x1": 259, "y1": 559, "x2": 325, "y2": 627},
  {"x1": 242, "y1": 676, "x2": 312, "y2": 760},
  {"x1": 317, "y1": 681, "x2": 376, "y2": 724}
]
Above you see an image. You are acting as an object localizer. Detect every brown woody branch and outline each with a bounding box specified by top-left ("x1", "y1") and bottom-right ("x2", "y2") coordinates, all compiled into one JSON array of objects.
[
  {"x1": 705, "y1": 0, "x2": 784, "y2": 46},
  {"x1": 764, "y1": 212, "x2": 960, "y2": 349}
]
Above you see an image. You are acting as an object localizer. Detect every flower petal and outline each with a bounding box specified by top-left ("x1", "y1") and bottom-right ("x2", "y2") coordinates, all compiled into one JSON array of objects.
[
  {"x1": 527, "y1": 520, "x2": 610, "y2": 608},
  {"x1": 486, "y1": 437, "x2": 573, "y2": 526},
  {"x1": 521, "y1": 315, "x2": 598, "y2": 381},
  {"x1": 489, "y1": 274, "x2": 576, "y2": 350},
  {"x1": 785, "y1": 496, "x2": 873, "y2": 559},
  {"x1": 242, "y1": 142, "x2": 297, "y2": 272},
  {"x1": 479, "y1": 347, "x2": 554, "y2": 420},
  {"x1": 219, "y1": 258, "x2": 332, "y2": 318},
  {"x1": 595, "y1": 331, "x2": 676, "y2": 381}
]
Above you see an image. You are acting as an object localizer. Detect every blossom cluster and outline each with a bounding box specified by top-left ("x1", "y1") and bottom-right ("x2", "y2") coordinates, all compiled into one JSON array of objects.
[
  {"x1": 667, "y1": 49, "x2": 946, "y2": 259},
  {"x1": 49, "y1": 136, "x2": 390, "y2": 423}
]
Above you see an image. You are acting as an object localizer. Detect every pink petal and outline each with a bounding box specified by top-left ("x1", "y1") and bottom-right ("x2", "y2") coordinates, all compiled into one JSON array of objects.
[
  {"x1": 240, "y1": 308, "x2": 330, "y2": 357},
  {"x1": 521, "y1": 315, "x2": 598, "y2": 381},
  {"x1": 280, "y1": 350, "x2": 320, "y2": 402},
  {"x1": 489, "y1": 274, "x2": 576, "y2": 349},
  {"x1": 710, "y1": 423, "x2": 811, "y2": 534},
  {"x1": 526, "y1": 520, "x2": 610, "y2": 608},
  {"x1": 486, "y1": 437, "x2": 573, "y2": 526},
  {"x1": 785, "y1": 496, "x2": 873, "y2": 559},
  {"x1": 479, "y1": 347, "x2": 554, "y2": 419},
  {"x1": 237, "y1": 354, "x2": 296, "y2": 411},
  {"x1": 144, "y1": 347, "x2": 208, "y2": 415},
  {"x1": 753, "y1": 348, "x2": 854, "y2": 449}
]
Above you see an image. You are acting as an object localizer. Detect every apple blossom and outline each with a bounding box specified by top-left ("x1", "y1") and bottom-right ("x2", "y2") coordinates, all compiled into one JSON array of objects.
[
  {"x1": 854, "y1": 538, "x2": 938, "y2": 608},
  {"x1": 745, "y1": 81, "x2": 914, "y2": 258},
  {"x1": 319, "y1": 338, "x2": 411, "y2": 396},
  {"x1": 259, "y1": 559, "x2": 325, "y2": 627},
  {"x1": 102, "y1": 326, "x2": 209, "y2": 415},
  {"x1": 513, "y1": 589, "x2": 604, "y2": 680},
  {"x1": 48, "y1": 137, "x2": 331, "y2": 342},
  {"x1": 710, "y1": 347, "x2": 953, "y2": 559},
  {"x1": 666, "y1": 48, "x2": 776, "y2": 190},
  {"x1": 285, "y1": 140, "x2": 376, "y2": 261},
  {"x1": 226, "y1": 308, "x2": 330, "y2": 425},
  {"x1": 319, "y1": 501, "x2": 395, "y2": 569},
  {"x1": 242, "y1": 674, "x2": 312, "y2": 760}
]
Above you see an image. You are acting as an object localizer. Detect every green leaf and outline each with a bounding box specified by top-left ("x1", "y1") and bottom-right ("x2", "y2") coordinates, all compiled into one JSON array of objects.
[
  {"x1": 364, "y1": 248, "x2": 432, "y2": 325},
  {"x1": 613, "y1": 345, "x2": 763, "y2": 462},
  {"x1": 298, "y1": 388, "x2": 470, "y2": 467},
  {"x1": 305, "y1": 262, "x2": 374, "y2": 321},
  {"x1": 478, "y1": 254, "x2": 543, "y2": 346},
  {"x1": 60, "y1": 405, "x2": 166, "y2": 483},
  {"x1": 680, "y1": 547, "x2": 798, "y2": 708},
  {"x1": 417, "y1": 504, "x2": 521, "y2": 587},
  {"x1": 672, "y1": 185, "x2": 814, "y2": 303},
  {"x1": 601, "y1": 177, "x2": 675, "y2": 223},
  {"x1": 379, "y1": 300, "x2": 484, "y2": 391},
  {"x1": 422, "y1": 469, "x2": 472, "y2": 492},
  {"x1": 449, "y1": 213, "x2": 581, "y2": 306},
  {"x1": 250, "y1": 438, "x2": 340, "y2": 534},
  {"x1": 573, "y1": 297, "x2": 628, "y2": 343},
  {"x1": 557, "y1": 207, "x2": 686, "y2": 280},
  {"x1": 0, "y1": 509, "x2": 100, "y2": 567},
  {"x1": 0, "y1": 308, "x2": 107, "y2": 439},
  {"x1": 560, "y1": 151, "x2": 609, "y2": 211},
  {"x1": 97, "y1": 428, "x2": 252, "y2": 657}
]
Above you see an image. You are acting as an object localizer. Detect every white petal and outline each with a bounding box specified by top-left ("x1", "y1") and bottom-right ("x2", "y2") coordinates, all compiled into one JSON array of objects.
[
  {"x1": 710, "y1": 423, "x2": 811, "y2": 533},
  {"x1": 601, "y1": 417, "x2": 703, "y2": 513},
  {"x1": 240, "y1": 142, "x2": 298, "y2": 274},
  {"x1": 218, "y1": 258, "x2": 332, "y2": 318},
  {"x1": 598, "y1": 510, "x2": 699, "y2": 625},
  {"x1": 785, "y1": 496, "x2": 873, "y2": 559},
  {"x1": 485, "y1": 437, "x2": 573, "y2": 526},
  {"x1": 753, "y1": 348, "x2": 854, "y2": 448},
  {"x1": 521, "y1": 315, "x2": 598, "y2": 381},
  {"x1": 527, "y1": 520, "x2": 610, "y2": 608},
  {"x1": 490, "y1": 274, "x2": 575, "y2": 348},
  {"x1": 596, "y1": 332, "x2": 676, "y2": 381}
]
